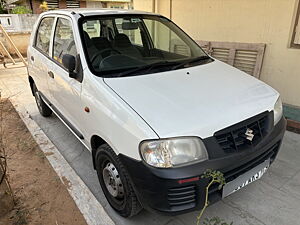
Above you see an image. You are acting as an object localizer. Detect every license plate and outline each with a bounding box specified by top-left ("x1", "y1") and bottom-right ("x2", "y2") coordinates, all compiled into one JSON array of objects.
[{"x1": 222, "y1": 158, "x2": 270, "y2": 198}]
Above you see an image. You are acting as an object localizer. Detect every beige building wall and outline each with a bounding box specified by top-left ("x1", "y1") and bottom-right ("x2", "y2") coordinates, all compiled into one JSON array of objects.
[
  {"x1": 133, "y1": 0, "x2": 300, "y2": 108},
  {"x1": 0, "y1": 32, "x2": 30, "y2": 56}
]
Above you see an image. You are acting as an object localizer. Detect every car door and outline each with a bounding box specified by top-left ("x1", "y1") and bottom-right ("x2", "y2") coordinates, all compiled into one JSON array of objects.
[
  {"x1": 47, "y1": 16, "x2": 85, "y2": 140},
  {"x1": 28, "y1": 16, "x2": 55, "y2": 99}
]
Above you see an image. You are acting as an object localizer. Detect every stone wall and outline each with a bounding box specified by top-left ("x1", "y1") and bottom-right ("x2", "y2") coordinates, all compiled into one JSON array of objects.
[{"x1": 0, "y1": 14, "x2": 39, "y2": 33}]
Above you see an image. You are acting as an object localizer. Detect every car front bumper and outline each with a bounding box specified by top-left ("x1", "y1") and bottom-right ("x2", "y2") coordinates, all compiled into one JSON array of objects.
[{"x1": 119, "y1": 116, "x2": 286, "y2": 215}]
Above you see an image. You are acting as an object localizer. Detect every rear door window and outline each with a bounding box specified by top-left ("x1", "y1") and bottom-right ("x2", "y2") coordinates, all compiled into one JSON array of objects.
[{"x1": 35, "y1": 17, "x2": 55, "y2": 55}]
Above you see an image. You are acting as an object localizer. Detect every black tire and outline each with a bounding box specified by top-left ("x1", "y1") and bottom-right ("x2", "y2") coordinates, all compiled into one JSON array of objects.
[
  {"x1": 32, "y1": 83, "x2": 52, "y2": 117},
  {"x1": 95, "y1": 144, "x2": 142, "y2": 217}
]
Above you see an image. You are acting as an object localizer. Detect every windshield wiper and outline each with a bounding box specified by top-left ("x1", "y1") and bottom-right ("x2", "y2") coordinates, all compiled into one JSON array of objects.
[
  {"x1": 116, "y1": 56, "x2": 212, "y2": 77},
  {"x1": 171, "y1": 55, "x2": 212, "y2": 70},
  {"x1": 117, "y1": 61, "x2": 179, "y2": 77}
]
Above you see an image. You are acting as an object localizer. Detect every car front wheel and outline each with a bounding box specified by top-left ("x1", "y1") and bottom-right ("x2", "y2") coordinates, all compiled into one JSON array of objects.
[{"x1": 95, "y1": 144, "x2": 142, "y2": 217}]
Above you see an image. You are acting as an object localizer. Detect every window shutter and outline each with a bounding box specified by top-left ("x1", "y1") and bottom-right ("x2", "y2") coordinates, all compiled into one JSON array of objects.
[
  {"x1": 294, "y1": 15, "x2": 300, "y2": 45},
  {"x1": 66, "y1": 0, "x2": 80, "y2": 8},
  {"x1": 197, "y1": 41, "x2": 266, "y2": 78},
  {"x1": 170, "y1": 39, "x2": 191, "y2": 56},
  {"x1": 173, "y1": 44, "x2": 190, "y2": 56},
  {"x1": 211, "y1": 48, "x2": 229, "y2": 63},
  {"x1": 46, "y1": 0, "x2": 59, "y2": 9},
  {"x1": 233, "y1": 50, "x2": 258, "y2": 75}
]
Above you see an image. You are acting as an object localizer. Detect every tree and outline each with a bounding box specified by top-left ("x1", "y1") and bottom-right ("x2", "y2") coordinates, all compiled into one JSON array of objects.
[
  {"x1": 0, "y1": 0, "x2": 8, "y2": 13},
  {"x1": 11, "y1": 6, "x2": 32, "y2": 14}
]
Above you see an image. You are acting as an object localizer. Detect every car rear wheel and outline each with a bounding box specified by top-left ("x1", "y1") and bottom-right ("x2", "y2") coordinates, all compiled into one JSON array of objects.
[
  {"x1": 33, "y1": 83, "x2": 52, "y2": 117},
  {"x1": 95, "y1": 144, "x2": 142, "y2": 217}
]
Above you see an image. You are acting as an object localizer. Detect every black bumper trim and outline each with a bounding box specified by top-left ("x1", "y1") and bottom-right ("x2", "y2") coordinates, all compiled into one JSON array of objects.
[{"x1": 119, "y1": 116, "x2": 286, "y2": 215}]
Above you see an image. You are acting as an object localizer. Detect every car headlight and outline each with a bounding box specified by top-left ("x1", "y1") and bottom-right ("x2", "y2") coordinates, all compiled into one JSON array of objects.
[
  {"x1": 140, "y1": 137, "x2": 208, "y2": 168},
  {"x1": 274, "y1": 97, "x2": 283, "y2": 125}
]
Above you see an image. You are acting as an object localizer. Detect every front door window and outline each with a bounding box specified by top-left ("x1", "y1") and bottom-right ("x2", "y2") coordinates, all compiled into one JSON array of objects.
[{"x1": 53, "y1": 18, "x2": 77, "y2": 67}]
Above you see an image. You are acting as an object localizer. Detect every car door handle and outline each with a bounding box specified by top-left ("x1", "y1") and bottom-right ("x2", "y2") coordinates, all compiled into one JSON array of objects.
[
  {"x1": 30, "y1": 56, "x2": 34, "y2": 61},
  {"x1": 48, "y1": 71, "x2": 54, "y2": 79}
]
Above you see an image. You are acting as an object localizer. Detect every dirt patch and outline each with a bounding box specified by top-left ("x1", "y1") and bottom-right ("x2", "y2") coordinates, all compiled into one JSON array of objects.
[
  {"x1": 0, "y1": 99, "x2": 88, "y2": 225},
  {"x1": 0, "y1": 179, "x2": 14, "y2": 217}
]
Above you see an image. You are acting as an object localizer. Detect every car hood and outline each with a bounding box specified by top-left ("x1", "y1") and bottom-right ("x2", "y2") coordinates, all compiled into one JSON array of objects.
[{"x1": 104, "y1": 60, "x2": 279, "y2": 138}]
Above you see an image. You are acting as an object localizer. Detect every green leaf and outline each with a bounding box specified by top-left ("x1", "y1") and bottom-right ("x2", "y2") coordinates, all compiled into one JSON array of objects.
[{"x1": 11, "y1": 6, "x2": 32, "y2": 14}]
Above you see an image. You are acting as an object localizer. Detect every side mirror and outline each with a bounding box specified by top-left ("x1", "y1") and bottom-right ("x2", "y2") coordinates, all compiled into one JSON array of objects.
[{"x1": 62, "y1": 54, "x2": 77, "y2": 78}]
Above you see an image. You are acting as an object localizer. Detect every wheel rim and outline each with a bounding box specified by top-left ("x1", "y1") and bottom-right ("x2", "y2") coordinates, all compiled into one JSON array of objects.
[{"x1": 102, "y1": 162, "x2": 124, "y2": 198}]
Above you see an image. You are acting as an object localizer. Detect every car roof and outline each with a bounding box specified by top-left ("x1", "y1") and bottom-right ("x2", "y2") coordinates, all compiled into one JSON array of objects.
[{"x1": 42, "y1": 8, "x2": 159, "y2": 17}]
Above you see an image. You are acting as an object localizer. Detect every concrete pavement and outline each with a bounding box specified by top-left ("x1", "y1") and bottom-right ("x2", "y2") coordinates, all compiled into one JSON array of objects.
[{"x1": 1, "y1": 64, "x2": 300, "y2": 225}]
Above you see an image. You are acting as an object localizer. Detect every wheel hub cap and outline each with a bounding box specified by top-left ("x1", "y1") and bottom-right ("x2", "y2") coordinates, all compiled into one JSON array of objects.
[{"x1": 103, "y1": 162, "x2": 124, "y2": 198}]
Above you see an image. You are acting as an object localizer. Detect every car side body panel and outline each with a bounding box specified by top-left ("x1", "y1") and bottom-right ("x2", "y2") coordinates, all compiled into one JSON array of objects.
[
  {"x1": 79, "y1": 70, "x2": 159, "y2": 158},
  {"x1": 28, "y1": 12, "x2": 159, "y2": 160}
]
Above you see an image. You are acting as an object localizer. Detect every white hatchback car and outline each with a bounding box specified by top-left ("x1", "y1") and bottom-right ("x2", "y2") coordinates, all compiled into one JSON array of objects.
[{"x1": 28, "y1": 9, "x2": 286, "y2": 217}]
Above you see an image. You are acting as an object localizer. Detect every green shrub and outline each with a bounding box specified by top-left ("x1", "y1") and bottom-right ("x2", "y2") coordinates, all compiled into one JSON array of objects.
[
  {"x1": 11, "y1": 6, "x2": 32, "y2": 14},
  {"x1": 196, "y1": 170, "x2": 233, "y2": 225},
  {"x1": 0, "y1": 5, "x2": 6, "y2": 14}
]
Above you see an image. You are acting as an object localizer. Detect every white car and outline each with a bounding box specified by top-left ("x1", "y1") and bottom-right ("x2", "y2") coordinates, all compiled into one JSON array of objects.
[{"x1": 27, "y1": 9, "x2": 286, "y2": 217}]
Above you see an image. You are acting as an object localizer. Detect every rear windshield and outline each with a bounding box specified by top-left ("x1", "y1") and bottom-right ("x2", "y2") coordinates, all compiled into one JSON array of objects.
[{"x1": 79, "y1": 15, "x2": 210, "y2": 77}]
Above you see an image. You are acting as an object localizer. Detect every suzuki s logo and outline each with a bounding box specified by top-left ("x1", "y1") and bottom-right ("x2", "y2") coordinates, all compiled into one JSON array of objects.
[{"x1": 245, "y1": 128, "x2": 255, "y2": 141}]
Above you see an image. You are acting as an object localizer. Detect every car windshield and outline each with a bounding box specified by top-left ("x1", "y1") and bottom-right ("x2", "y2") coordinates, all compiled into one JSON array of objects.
[{"x1": 80, "y1": 15, "x2": 211, "y2": 77}]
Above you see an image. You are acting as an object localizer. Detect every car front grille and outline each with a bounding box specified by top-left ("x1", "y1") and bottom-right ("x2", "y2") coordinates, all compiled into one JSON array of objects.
[
  {"x1": 215, "y1": 112, "x2": 271, "y2": 152},
  {"x1": 167, "y1": 185, "x2": 196, "y2": 209}
]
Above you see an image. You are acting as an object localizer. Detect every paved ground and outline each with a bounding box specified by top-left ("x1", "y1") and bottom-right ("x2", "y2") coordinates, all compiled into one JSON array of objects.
[{"x1": 1, "y1": 64, "x2": 300, "y2": 225}]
